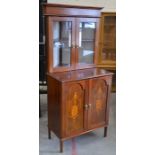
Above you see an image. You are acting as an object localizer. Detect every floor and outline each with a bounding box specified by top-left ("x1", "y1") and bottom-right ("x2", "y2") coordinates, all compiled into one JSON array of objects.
[{"x1": 39, "y1": 93, "x2": 116, "y2": 155}]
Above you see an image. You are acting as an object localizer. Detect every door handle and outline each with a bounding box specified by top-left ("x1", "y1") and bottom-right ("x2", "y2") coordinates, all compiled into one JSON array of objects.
[
  {"x1": 88, "y1": 104, "x2": 92, "y2": 108},
  {"x1": 84, "y1": 104, "x2": 92, "y2": 110},
  {"x1": 84, "y1": 104, "x2": 89, "y2": 110}
]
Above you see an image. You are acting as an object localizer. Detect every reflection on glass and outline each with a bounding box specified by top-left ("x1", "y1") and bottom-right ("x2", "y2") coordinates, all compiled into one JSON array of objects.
[
  {"x1": 78, "y1": 22, "x2": 96, "y2": 64},
  {"x1": 53, "y1": 21, "x2": 72, "y2": 67}
]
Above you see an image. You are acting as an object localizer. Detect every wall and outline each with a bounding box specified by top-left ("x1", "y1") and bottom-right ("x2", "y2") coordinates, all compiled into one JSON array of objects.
[{"x1": 47, "y1": 0, "x2": 116, "y2": 12}]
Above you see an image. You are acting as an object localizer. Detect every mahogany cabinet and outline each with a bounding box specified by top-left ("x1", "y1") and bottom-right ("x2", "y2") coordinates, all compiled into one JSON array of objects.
[{"x1": 43, "y1": 3, "x2": 113, "y2": 153}]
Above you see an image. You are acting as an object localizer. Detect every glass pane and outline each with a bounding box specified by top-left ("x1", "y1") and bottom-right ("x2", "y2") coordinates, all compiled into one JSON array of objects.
[
  {"x1": 102, "y1": 16, "x2": 116, "y2": 61},
  {"x1": 78, "y1": 22, "x2": 96, "y2": 64},
  {"x1": 53, "y1": 21, "x2": 72, "y2": 67}
]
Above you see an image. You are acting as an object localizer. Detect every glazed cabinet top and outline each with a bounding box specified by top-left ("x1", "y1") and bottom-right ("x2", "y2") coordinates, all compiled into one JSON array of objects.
[
  {"x1": 43, "y1": 3, "x2": 103, "y2": 73},
  {"x1": 47, "y1": 67, "x2": 113, "y2": 82}
]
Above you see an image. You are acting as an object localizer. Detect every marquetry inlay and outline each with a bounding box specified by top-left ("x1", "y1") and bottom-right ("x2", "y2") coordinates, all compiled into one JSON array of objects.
[
  {"x1": 96, "y1": 99, "x2": 102, "y2": 111},
  {"x1": 95, "y1": 87, "x2": 103, "y2": 111},
  {"x1": 70, "y1": 92, "x2": 79, "y2": 119}
]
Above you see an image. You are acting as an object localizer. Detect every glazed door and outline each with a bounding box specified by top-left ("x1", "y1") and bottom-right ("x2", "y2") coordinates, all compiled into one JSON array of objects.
[
  {"x1": 62, "y1": 81, "x2": 87, "y2": 137},
  {"x1": 75, "y1": 18, "x2": 99, "y2": 69},
  {"x1": 88, "y1": 77, "x2": 108, "y2": 129},
  {"x1": 101, "y1": 14, "x2": 116, "y2": 65},
  {"x1": 47, "y1": 17, "x2": 76, "y2": 72}
]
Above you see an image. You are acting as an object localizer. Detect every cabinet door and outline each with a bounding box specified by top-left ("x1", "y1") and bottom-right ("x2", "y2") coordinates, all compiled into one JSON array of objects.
[
  {"x1": 47, "y1": 17, "x2": 76, "y2": 72},
  {"x1": 88, "y1": 77, "x2": 109, "y2": 129},
  {"x1": 62, "y1": 81, "x2": 87, "y2": 137},
  {"x1": 75, "y1": 18, "x2": 99, "y2": 69}
]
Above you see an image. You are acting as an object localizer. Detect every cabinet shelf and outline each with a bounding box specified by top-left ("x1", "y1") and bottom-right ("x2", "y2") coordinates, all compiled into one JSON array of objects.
[
  {"x1": 104, "y1": 24, "x2": 116, "y2": 26},
  {"x1": 103, "y1": 47, "x2": 116, "y2": 50},
  {"x1": 82, "y1": 39, "x2": 94, "y2": 42}
]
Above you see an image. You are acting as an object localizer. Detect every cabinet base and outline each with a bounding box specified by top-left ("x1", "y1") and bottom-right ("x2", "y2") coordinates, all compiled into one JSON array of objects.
[{"x1": 48, "y1": 126, "x2": 108, "y2": 153}]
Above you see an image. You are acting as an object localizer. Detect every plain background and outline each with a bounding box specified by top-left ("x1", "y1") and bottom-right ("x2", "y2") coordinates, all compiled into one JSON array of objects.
[{"x1": 0, "y1": 0, "x2": 155, "y2": 155}]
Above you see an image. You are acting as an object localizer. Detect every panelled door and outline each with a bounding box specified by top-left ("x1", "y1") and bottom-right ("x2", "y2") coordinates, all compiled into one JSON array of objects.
[
  {"x1": 75, "y1": 18, "x2": 100, "y2": 69},
  {"x1": 88, "y1": 77, "x2": 108, "y2": 129},
  {"x1": 62, "y1": 81, "x2": 87, "y2": 137},
  {"x1": 48, "y1": 17, "x2": 76, "y2": 72}
]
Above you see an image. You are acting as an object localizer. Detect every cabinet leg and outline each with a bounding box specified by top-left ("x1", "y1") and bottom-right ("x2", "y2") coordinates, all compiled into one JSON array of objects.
[
  {"x1": 48, "y1": 128, "x2": 51, "y2": 139},
  {"x1": 104, "y1": 127, "x2": 108, "y2": 137},
  {"x1": 60, "y1": 140, "x2": 63, "y2": 153}
]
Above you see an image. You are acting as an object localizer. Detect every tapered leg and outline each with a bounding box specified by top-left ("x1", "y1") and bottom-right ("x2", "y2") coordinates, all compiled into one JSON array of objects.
[
  {"x1": 60, "y1": 140, "x2": 63, "y2": 153},
  {"x1": 104, "y1": 127, "x2": 108, "y2": 137},
  {"x1": 48, "y1": 128, "x2": 51, "y2": 139}
]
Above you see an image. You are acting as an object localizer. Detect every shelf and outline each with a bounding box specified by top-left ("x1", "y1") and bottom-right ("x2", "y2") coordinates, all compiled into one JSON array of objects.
[
  {"x1": 54, "y1": 64, "x2": 70, "y2": 68},
  {"x1": 102, "y1": 47, "x2": 116, "y2": 50},
  {"x1": 101, "y1": 60, "x2": 116, "y2": 63},
  {"x1": 97, "y1": 65, "x2": 116, "y2": 70},
  {"x1": 39, "y1": 42, "x2": 45, "y2": 45},
  {"x1": 53, "y1": 39, "x2": 94, "y2": 43},
  {"x1": 104, "y1": 24, "x2": 116, "y2": 26},
  {"x1": 103, "y1": 33, "x2": 116, "y2": 35},
  {"x1": 82, "y1": 39, "x2": 95, "y2": 42}
]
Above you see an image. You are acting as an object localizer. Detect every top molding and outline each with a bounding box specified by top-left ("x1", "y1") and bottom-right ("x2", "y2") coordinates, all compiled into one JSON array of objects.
[{"x1": 43, "y1": 3, "x2": 103, "y2": 18}]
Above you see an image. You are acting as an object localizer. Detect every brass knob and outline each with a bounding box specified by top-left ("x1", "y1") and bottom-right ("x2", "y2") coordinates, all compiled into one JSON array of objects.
[
  {"x1": 88, "y1": 104, "x2": 92, "y2": 108},
  {"x1": 84, "y1": 104, "x2": 89, "y2": 110}
]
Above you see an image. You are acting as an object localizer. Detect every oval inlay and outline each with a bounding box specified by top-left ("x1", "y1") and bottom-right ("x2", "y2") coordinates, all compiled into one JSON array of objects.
[
  {"x1": 71, "y1": 105, "x2": 78, "y2": 119},
  {"x1": 96, "y1": 99, "x2": 102, "y2": 111}
]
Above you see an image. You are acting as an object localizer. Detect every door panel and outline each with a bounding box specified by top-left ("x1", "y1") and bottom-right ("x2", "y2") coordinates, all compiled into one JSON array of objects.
[
  {"x1": 88, "y1": 78, "x2": 108, "y2": 129},
  {"x1": 63, "y1": 81, "x2": 86, "y2": 137},
  {"x1": 52, "y1": 20, "x2": 72, "y2": 67},
  {"x1": 75, "y1": 18, "x2": 99, "y2": 69},
  {"x1": 50, "y1": 17, "x2": 76, "y2": 72}
]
